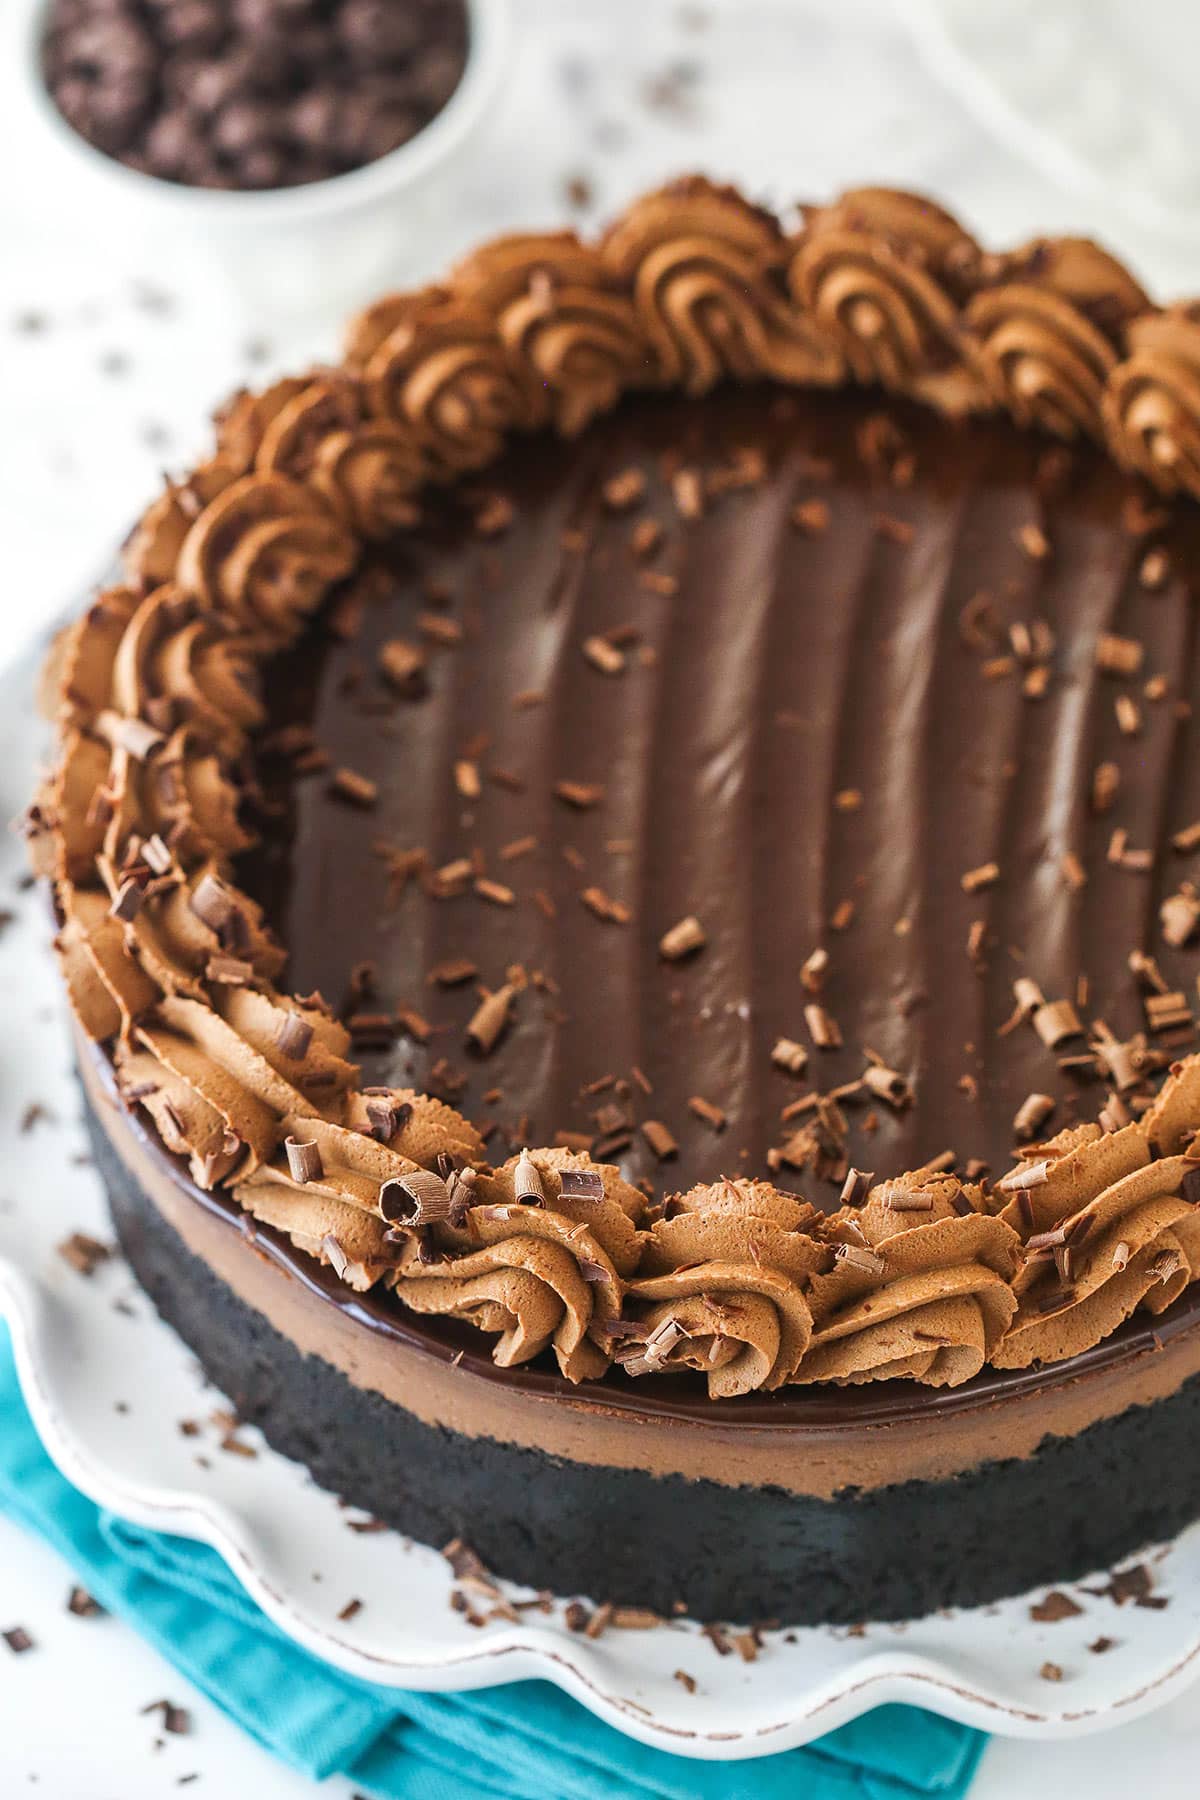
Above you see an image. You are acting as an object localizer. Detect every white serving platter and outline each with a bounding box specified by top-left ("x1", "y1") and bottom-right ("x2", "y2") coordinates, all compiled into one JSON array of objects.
[{"x1": 4, "y1": 632, "x2": 1200, "y2": 1761}]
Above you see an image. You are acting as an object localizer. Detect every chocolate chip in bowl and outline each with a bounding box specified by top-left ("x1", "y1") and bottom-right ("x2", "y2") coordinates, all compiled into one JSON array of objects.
[
  {"x1": 11, "y1": 0, "x2": 509, "y2": 316},
  {"x1": 40, "y1": 0, "x2": 470, "y2": 192}
]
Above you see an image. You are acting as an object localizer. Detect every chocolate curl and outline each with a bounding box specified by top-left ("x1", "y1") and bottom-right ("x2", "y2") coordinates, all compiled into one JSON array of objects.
[
  {"x1": 285, "y1": 1136, "x2": 324, "y2": 1184},
  {"x1": 513, "y1": 1148, "x2": 546, "y2": 1205},
  {"x1": 465, "y1": 982, "x2": 516, "y2": 1055},
  {"x1": 379, "y1": 1168, "x2": 454, "y2": 1226}
]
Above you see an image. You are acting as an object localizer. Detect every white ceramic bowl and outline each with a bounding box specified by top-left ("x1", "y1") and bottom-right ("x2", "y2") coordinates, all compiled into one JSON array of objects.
[{"x1": 4, "y1": 0, "x2": 512, "y2": 323}]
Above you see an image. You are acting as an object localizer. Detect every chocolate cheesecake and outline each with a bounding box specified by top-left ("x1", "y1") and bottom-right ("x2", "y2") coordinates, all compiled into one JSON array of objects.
[{"x1": 32, "y1": 181, "x2": 1200, "y2": 1623}]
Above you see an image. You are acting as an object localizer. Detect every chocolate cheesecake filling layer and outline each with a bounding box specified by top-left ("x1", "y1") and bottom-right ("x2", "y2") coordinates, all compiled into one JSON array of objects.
[{"x1": 239, "y1": 385, "x2": 1200, "y2": 1198}]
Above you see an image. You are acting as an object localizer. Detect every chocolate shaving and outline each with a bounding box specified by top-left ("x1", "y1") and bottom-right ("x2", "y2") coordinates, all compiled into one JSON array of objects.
[
  {"x1": 466, "y1": 983, "x2": 516, "y2": 1054},
  {"x1": 454, "y1": 759, "x2": 481, "y2": 799},
  {"x1": 109, "y1": 877, "x2": 144, "y2": 922},
  {"x1": 431, "y1": 957, "x2": 478, "y2": 987},
  {"x1": 330, "y1": 767, "x2": 378, "y2": 808},
  {"x1": 603, "y1": 467, "x2": 647, "y2": 510},
  {"x1": 1115, "y1": 693, "x2": 1141, "y2": 737},
  {"x1": 998, "y1": 1159, "x2": 1050, "y2": 1193},
  {"x1": 961, "y1": 862, "x2": 999, "y2": 894},
  {"x1": 1034, "y1": 999, "x2": 1082, "y2": 1048},
  {"x1": 835, "y1": 1243, "x2": 886, "y2": 1276},
  {"x1": 804, "y1": 1004, "x2": 841, "y2": 1050},
  {"x1": 1160, "y1": 891, "x2": 1200, "y2": 947},
  {"x1": 1014, "y1": 1093, "x2": 1055, "y2": 1141},
  {"x1": 275, "y1": 1011, "x2": 314, "y2": 1060},
  {"x1": 861, "y1": 1064, "x2": 911, "y2": 1108},
  {"x1": 474, "y1": 877, "x2": 515, "y2": 908},
  {"x1": 839, "y1": 1167, "x2": 874, "y2": 1207},
  {"x1": 1095, "y1": 633, "x2": 1144, "y2": 676},
  {"x1": 512, "y1": 1148, "x2": 546, "y2": 1205},
  {"x1": 771, "y1": 1037, "x2": 808, "y2": 1075},
  {"x1": 284, "y1": 1136, "x2": 324, "y2": 1184},
  {"x1": 791, "y1": 497, "x2": 830, "y2": 534},
  {"x1": 580, "y1": 886, "x2": 630, "y2": 924},
  {"x1": 559, "y1": 1169, "x2": 604, "y2": 1201},
  {"x1": 378, "y1": 637, "x2": 427, "y2": 695},
  {"x1": 582, "y1": 635, "x2": 625, "y2": 676},
  {"x1": 659, "y1": 915, "x2": 706, "y2": 960},
  {"x1": 688, "y1": 1095, "x2": 726, "y2": 1132},
  {"x1": 641, "y1": 1119, "x2": 678, "y2": 1161},
  {"x1": 188, "y1": 871, "x2": 238, "y2": 938},
  {"x1": 553, "y1": 779, "x2": 604, "y2": 810},
  {"x1": 379, "y1": 1169, "x2": 453, "y2": 1226}
]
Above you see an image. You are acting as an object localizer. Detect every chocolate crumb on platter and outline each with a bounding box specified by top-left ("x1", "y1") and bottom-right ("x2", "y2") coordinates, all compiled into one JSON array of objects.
[
  {"x1": 140, "y1": 1699, "x2": 191, "y2": 1735},
  {"x1": 56, "y1": 1231, "x2": 113, "y2": 1276}
]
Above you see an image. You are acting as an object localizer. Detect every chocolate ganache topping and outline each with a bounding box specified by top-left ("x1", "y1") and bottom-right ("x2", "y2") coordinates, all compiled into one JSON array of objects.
[{"x1": 30, "y1": 177, "x2": 1200, "y2": 1396}]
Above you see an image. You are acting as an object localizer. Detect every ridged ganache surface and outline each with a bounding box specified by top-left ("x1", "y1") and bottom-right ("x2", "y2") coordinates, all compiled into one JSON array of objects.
[{"x1": 240, "y1": 385, "x2": 1200, "y2": 1197}]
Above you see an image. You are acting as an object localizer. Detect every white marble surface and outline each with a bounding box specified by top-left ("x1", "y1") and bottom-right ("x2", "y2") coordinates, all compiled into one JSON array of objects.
[{"x1": 6, "y1": 0, "x2": 1200, "y2": 1791}]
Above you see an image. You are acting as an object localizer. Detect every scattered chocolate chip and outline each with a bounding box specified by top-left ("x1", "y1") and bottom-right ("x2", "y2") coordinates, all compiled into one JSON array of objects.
[{"x1": 41, "y1": 0, "x2": 469, "y2": 192}]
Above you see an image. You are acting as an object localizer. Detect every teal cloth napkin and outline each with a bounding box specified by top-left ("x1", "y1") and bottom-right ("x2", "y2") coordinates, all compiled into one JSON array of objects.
[{"x1": 0, "y1": 1327, "x2": 984, "y2": 1799}]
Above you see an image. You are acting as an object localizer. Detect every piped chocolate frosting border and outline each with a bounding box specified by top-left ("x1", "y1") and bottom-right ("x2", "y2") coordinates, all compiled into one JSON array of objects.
[{"x1": 28, "y1": 177, "x2": 1200, "y2": 1402}]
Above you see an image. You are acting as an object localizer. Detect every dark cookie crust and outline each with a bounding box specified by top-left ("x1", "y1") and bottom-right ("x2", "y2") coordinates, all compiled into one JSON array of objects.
[{"x1": 89, "y1": 1087, "x2": 1200, "y2": 1624}]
